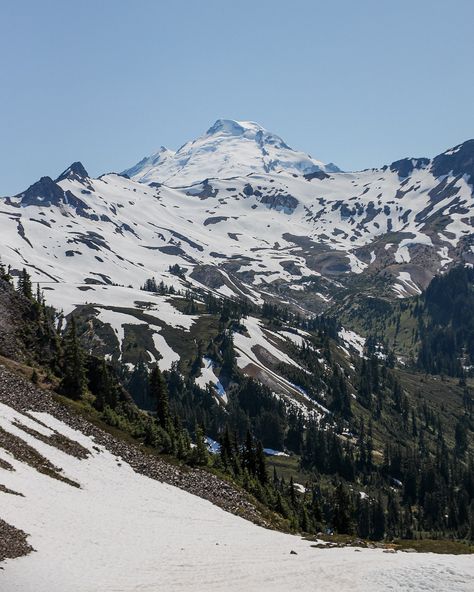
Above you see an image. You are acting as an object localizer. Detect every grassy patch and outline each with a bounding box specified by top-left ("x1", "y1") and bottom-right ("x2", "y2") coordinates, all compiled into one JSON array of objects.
[{"x1": 393, "y1": 538, "x2": 474, "y2": 555}]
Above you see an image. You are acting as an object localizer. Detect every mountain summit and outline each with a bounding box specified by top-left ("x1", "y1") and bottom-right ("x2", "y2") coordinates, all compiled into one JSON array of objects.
[{"x1": 123, "y1": 119, "x2": 339, "y2": 186}]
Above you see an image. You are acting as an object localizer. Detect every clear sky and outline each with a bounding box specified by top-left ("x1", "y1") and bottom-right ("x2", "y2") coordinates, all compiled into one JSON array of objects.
[{"x1": 1, "y1": 0, "x2": 474, "y2": 194}]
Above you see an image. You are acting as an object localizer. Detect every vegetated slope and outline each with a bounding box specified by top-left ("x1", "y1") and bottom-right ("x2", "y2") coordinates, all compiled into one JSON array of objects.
[
  {"x1": 0, "y1": 121, "x2": 474, "y2": 571},
  {"x1": 1, "y1": 260, "x2": 473, "y2": 552},
  {"x1": 1, "y1": 379, "x2": 474, "y2": 592},
  {"x1": 335, "y1": 265, "x2": 474, "y2": 377},
  {"x1": 0, "y1": 122, "x2": 473, "y2": 386}
]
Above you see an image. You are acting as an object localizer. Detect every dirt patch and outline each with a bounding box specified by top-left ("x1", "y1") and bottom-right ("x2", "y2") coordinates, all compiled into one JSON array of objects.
[{"x1": 0, "y1": 519, "x2": 33, "y2": 563}]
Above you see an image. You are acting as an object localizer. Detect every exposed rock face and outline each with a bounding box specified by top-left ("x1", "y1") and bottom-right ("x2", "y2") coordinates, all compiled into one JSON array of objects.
[
  {"x1": 56, "y1": 161, "x2": 89, "y2": 183},
  {"x1": 190, "y1": 264, "x2": 226, "y2": 289},
  {"x1": 186, "y1": 179, "x2": 219, "y2": 199},
  {"x1": 389, "y1": 157, "x2": 429, "y2": 178},
  {"x1": 15, "y1": 176, "x2": 90, "y2": 213},
  {"x1": 260, "y1": 193, "x2": 298, "y2": 212},
  {"x1": 304, "y1": 170, "x2": 330, "y2": 181},
  {"x1": 16, "y1": 176, "x2": 66, "y2": 207},
  {"x1": 431, "y1": 140, "x2": 474, "y2": 182}
]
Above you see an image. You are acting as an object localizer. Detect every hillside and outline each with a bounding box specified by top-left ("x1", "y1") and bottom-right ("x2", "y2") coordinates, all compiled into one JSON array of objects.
[
  {"x1": 1, "y1": 371, "x2": 473, "y2": 591},
  {"x1": 1, "y1": 121, "x2": 474, "y2": 590}
]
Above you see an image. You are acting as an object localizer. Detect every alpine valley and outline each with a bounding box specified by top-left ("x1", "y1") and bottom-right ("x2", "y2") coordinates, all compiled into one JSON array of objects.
[{"x1": 1, "y1": 120, "x2": 474, "y2": 591}]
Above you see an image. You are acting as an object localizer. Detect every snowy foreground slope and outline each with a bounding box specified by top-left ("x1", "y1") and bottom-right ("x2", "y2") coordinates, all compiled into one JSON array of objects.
[{"x1": 1, "y1": 402, "x2": 473, "y2": 592}]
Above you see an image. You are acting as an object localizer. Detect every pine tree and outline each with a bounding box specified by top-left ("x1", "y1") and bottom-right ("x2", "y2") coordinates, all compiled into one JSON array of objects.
[
  {"x1": 370, "y1": 495, "x2": 386, "y2": 540},
  {"x1": 289, "y1": 475, "x2": 297, "y2": 507},
  {"x1": 300, "y1": 505, "x2": 310, "y2": 533},
  {"x1": 386, "y1": 491, "x2": 400, "y2": 539},
  {"x1": 220, "y1": 330, "x2": 236, "y2": 380},
  {"x1": 149, "y1": 366, "x2": 169, "y2": 428},
  {"x1": 220, "y1": 425, "x2": 234, "y2": 470},
  {"x1": 128, "y1": 357, "x2": 149, "y2": 408},
  {"x1": 190, "y1": 340, "x2": 204, "y2": 378},
  {"x1": 455, "y1": 418, "x2": 468, "y2": 457},
  {"x1": 0, "y1": 259, "x2": 11, "y2": 283},
  {"x1": 468, "y1": 501, "x2": 474, "y2": 542},
  {"x1": 89, "y1": 358, "x2": 114, "y2": 411},
  {"x1": 255, "y1": 440, "x2": 268, "y2": 485},
  {"x1": 60, "y1": 317, "x2": 87, "y2": 399},
  {"x1": 243, "y1": 429, "x2": 256, "y2": 476},
  {"x1": 332, "y1": 482, "x2": 353, "y2": 534},
  {"x1": 35, "y1": 283, "x2": 44, "y2": 305},
  {"x1": 356, "y1": 497, "x2": 371, "y2": 539},
  {"x1": 190, "y1": 424, "x2": 209, "y2": 466},
  {"x1": 310, "y1": 489, "x2": 323, "y2": 527},
  {"x1": 31, "y1": 368, "x2": 39, "y2": 385},
  {"x1": 330, "y1": 366, "x2": 352, "y2": 418},
  {"x1": 17, "y1": 268, "x2": 33, "y2": 299}
]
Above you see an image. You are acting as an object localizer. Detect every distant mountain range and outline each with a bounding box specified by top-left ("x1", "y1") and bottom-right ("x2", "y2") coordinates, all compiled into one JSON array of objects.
[{"x1": 0, "y1": 119, "x2": 473, "y2": 370}]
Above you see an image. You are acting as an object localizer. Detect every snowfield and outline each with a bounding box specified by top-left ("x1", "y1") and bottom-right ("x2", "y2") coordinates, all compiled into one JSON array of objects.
[
  {"x1": 1, "y1": 120, "x2": 472, "y2": 327},
  {"x1": 123, "y1": 119, "x2": 336, "y2": 186},
  {"x1": 195, "y1": 356, "x2": 227, "y2": 403},
  {"x1": 1, "y1": 403, "x2": 473, "y2": 592}
]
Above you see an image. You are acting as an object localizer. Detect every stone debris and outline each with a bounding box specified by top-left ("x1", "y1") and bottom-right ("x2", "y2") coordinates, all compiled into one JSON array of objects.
[
  {"x1": 0, "y1": 519, "x2": 33, "y2": 563},
  {"x1": 0, "y1": 364, "x2": 268, "y2": 561}
]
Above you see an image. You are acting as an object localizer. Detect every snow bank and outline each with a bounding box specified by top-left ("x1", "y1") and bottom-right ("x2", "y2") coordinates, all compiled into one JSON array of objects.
[
  {"x1": 195, "y1": 357, "x2": 227, "y2": 403},
  {"x1": 0, "y1": 403, "x2": 473, "y2": 592},
  {"x1": 338, "y1": 327, "x2": 365, "y2": 356}
]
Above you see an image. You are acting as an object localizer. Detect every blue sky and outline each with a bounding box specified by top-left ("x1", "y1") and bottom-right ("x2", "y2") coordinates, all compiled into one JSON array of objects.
[{"x1": 1, "y1": 0, "x2": 473, "y2": 194}]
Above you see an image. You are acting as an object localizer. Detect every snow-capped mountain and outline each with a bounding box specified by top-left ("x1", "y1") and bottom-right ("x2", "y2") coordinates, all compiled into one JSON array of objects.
[
  {"x1": 2, "y1": 131, "x2": 474, "y2": 310},
  {"x1": 123, "y1": 119, "x2": 339, "y2": 186},
  {"x1": 0, "y1": 123, "x2": 473, "y2": 387}
]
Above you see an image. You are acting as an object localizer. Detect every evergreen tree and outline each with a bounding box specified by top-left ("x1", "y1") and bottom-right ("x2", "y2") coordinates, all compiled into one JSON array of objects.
[
  {"x1": 243, "y1": 429, "x2": 256, "y2": 476},
  {"x1": 370, "y1": 496, "x2": 385, "y2": 540},
  {"x1": 17, "y1": 268, "x2": 33, "y2": 299},
  {"x1": 386, "y1": 491, "x2": 400, "y2": 539},
  {"x1": 356, "y1": 497, "x2": 371, "y2": 539},
  {"x1": 220, "y1": 330, "x2": 236, "y2": 380},
  {"x1": 0, "y1": 259, "x2": 11, "y2": 283},
  {"x1": 88, "y1": 358, "x2": 115, "y2": 411},
  {"x1": 289, "y1": 475, "x2": 297, "y2": 506},
  {"x1": 255, "y1": 440, "x2": 268, "y2": 485},
  {"x1": 219, "y1": 425, "x2": 234, "y2": 470},
  {"x1": 60, "y1": 317, "x2": 87, "y2": 400},
  {"x1": 468, "y1": 501, "x2": 474, "y2": 542},
  {"x1": 128, "y1": 357, "x2": 150, "y2": 408},
  {"x1": 31, "y1": 368, "x2": 39, "y2": 385},
  {"x1": 149, "y1": 366, "x2": 170, "y2": 428},
  {"x1": 332, "y1": 482, "x2": 353, "y2": 534},
  {"x1": 190, "y1": 424, "x2": 209, "y2": 466},
  {"x1": 455, "y1": 418, "x2": 468, "y2": 457}
]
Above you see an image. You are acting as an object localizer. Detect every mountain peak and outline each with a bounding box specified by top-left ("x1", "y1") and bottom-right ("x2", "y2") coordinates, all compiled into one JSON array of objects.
[
  {"x1": 16, "y1": 176, "x2": 65, "y2": 207},
  {"x1": 206, "y1": 119, "x2": 264, "y2": 136},
  {"x1": 56, "y1": 162, "x2": 89, "y2": 183},
  {"x1": 123, "y1": 120, "x2": 337, "y2": 186},
  {"x1": 431, "y1": 139, "x2": 474, "y2": 181},
  {"x1": 206, "y1": 119, "x2": 290, "y2": 150},
  {"x1": 123, "y1": 147, "x2": 175, "y2": 180}
]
